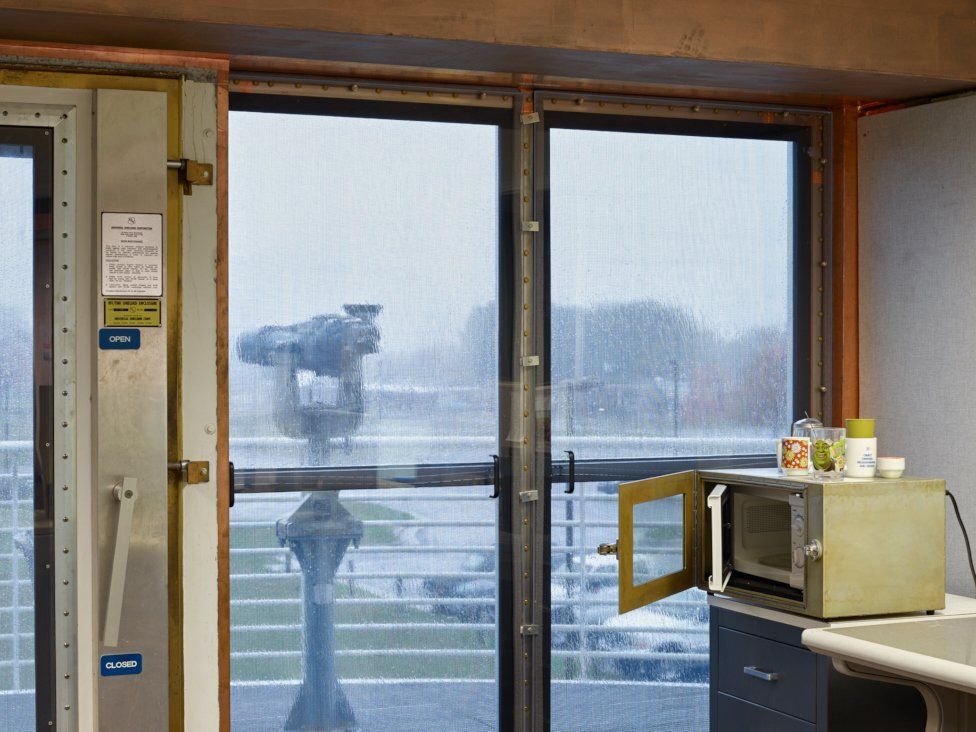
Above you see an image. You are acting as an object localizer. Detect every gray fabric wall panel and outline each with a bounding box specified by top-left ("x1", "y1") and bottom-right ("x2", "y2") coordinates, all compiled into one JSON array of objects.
[{"x1": 859, "y1": 94, "x2": 976, "y2": 598}]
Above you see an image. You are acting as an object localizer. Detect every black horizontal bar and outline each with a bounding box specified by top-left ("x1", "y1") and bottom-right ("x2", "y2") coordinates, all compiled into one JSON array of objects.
[
  {"x1": 234, "y1": 462, "x2": 495, "y2": 493},
  {"x1": 234, "y1": 454, "x2": 775, "y2": 494},
  {"x1": 549, "y1": 454, "x2": 776, "y2": 483}
]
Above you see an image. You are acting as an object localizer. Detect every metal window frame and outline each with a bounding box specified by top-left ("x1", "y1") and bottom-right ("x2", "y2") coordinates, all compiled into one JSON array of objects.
[
  {"x1": 226, "y1": 81, "x2": 523, "y2": 732},
  {"x1": 0, "y1": 100, "x2": 80, "y2": 731},
  {"x1": 532, "y1": 89, "x2": 830, "y2": 730},
  {"x1": 224, "y1": 79, "x2": 831, "y2": 732}
]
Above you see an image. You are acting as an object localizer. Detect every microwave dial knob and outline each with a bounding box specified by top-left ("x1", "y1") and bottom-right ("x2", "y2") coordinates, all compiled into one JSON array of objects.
[{"x1": 803, "y1": 540, "x2": 823, "y2": 562}]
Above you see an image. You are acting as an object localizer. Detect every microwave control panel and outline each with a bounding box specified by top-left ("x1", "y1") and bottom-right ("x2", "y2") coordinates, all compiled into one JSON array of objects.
[{"x1": 788, "y1": 492, "x2": 805, "y2": 590}]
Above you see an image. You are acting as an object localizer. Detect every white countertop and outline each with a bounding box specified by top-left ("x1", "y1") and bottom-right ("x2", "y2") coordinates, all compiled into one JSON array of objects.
[{"x1": 799, "y1": 594, "x2": 976, "y2": 694}]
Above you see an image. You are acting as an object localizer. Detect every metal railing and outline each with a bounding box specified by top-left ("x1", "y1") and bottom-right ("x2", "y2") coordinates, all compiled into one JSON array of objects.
[
  {"x1": 229, "y1": 487, "x2": 710, "y2": 688},
  {"x1": 0, "y1": 444, "x2": 36, "y2": 694},
  {"x1": 0, "y1": 435, "x2": 743, "y2": 695}
]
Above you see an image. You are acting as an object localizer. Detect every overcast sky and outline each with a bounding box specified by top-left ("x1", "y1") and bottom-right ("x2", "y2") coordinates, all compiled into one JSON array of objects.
[
  {"x1": 229, "y1": 111, "x2": 792, "y2": 356},
  {"x1": 0, "y1": 154, "x2": 32, "y2": 342}
]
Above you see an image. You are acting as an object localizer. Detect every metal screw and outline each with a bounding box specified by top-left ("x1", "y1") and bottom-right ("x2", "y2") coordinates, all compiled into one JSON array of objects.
[{"x1": 819, "y1": 385, "x2": 828, "y2": 393}]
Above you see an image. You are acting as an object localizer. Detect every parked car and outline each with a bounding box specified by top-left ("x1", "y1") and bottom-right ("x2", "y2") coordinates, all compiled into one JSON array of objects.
[
  {"x1": 589, "y1": 602, "x2": 709, "y2": 683},
  {"x1": 422, "y1": 552, "x2": 495, "y2": 622}
]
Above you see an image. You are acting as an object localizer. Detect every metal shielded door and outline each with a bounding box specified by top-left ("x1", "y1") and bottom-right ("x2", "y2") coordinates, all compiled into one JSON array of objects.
[{"x1": 602, "y1": 472, "x2": 696, "y2": 614}]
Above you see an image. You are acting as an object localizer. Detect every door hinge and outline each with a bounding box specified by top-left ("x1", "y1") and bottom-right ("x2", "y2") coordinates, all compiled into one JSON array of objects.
[
  {"x1": 519, "y1": 490, "x2": 538, "y2": 503},
  {"x1": 520, "y1": 624, "x2": 539, "y2": 635},
  {"x1": 168, "y1": 459, "x2": 211, "y2": 484},
  {"x1": 521, "y1": 221, "x2": 540, "y2": 232},
  {"x1": 520, "y1": 112, "x2": 540, "y2": 125},
  {"x1": 520, "y1": 355, "x2": 540, "y2": 367},
  {"x1": 168, "y1": 158, "x2": 214, "y2": 195}
]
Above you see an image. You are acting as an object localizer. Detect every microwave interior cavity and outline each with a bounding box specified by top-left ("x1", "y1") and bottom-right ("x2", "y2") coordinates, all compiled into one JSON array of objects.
[{"x1": 709, "y1": 482, "x2": 805, "y2": 603}]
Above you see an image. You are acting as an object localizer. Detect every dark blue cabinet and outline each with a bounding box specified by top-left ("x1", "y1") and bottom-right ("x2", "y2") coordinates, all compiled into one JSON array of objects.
[{"x1": 710, "y1": 604, "x2": 926, "y2": 731}]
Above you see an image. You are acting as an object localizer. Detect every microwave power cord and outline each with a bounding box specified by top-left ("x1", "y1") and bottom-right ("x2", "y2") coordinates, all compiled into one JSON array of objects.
[{"x1": 946, "y1": 490, "x2": 976, "y2": 595}]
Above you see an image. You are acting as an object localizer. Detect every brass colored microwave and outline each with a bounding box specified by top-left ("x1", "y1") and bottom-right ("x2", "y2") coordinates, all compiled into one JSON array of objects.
[{"x1": 599, "y1": 468, "x2": 946, "y2": 619}]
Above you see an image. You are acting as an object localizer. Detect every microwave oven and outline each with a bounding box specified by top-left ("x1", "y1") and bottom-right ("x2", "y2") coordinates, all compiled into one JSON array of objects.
[{"x1": 599, "y1": 468, "x2": 945, "y2": 619}]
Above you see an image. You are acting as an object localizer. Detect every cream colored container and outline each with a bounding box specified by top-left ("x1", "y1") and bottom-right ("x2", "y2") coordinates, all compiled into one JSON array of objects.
[
  {"x1": 847, "y1": 438, "x2": 878, "y2": 477},
  {"x1": 845, "y1": 418, "x2": 878, "y2": 478}
]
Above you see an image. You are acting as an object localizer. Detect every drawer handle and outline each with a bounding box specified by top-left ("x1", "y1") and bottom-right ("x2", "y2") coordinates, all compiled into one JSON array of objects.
[{"x1": 743, "y1": 666, "x2": 780, "y2": 682}]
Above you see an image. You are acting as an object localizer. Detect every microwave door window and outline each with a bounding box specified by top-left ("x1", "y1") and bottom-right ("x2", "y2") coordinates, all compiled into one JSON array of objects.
[
  {"x1": 633, "y1": 495, "x2": 685, "y2": 585},
  {"x1": 617, "y1": 472, "x2": 695, "y2": 614}
]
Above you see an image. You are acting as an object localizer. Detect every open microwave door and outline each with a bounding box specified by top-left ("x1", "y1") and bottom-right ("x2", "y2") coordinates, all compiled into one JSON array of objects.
[{"x1": 609, "y1": 472, "x2": 696, "y2": 614}]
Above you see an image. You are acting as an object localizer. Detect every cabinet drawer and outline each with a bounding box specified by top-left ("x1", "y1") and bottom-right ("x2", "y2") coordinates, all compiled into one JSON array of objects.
[
  {"x1": 717, "y1": 627, "x2": 818, "y2": 722},
  {"x1": 713, "y1": 692, "x2": 814, "y2": 732}
]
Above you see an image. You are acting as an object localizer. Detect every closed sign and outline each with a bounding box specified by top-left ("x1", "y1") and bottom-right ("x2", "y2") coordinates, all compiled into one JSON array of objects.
[{"x1": 100, "y1": 653, "x2": 142, "y2": 677}]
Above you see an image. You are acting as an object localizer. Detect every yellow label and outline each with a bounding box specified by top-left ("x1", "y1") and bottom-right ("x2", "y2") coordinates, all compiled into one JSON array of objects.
[{"x1": 104, "y1": 298, "x2": 161, "y2": 327}]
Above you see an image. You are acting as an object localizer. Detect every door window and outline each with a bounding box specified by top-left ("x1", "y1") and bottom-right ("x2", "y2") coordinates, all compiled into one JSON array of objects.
[
  {"x1": 546, "y1": 115, "x2": 810, "y2": 732},
  {"x1": 0, "y1": 129, "x2": 55, "y2": 729},
  {"x1": 228, "y1": 100, "x2": 504, "y2": 731}
]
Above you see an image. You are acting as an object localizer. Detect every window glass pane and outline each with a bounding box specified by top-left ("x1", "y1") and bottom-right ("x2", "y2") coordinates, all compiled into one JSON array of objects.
[
  {"x1": 0, "y1": 144, "x2": 36, "y2": 728},
  {"x1": 552, "y1": 483, "x2": 707, "y2": 732},
  {"x1": 229, "y1": 111, "x2": 499, "y2": 469},
  {"x1": 230, "y1": 489, "x2": 498, "y2": 731},
  {"x1": 633, "y1": 494, "x2": 684, "y2": 586},
  {"x1": 550, "y1": 128, "x2": 794, "y2": 460},
  {"x1": 228, "y1": 109, "x2": 501, "y2": 732}
]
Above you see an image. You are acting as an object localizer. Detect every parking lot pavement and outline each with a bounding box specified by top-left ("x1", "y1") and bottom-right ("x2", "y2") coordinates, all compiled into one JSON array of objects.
[{"x1": 231, "y1": 680, "x2": 707, "y2": 731}]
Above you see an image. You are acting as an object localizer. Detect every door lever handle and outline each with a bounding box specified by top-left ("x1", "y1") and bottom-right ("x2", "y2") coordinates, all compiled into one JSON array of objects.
[
  {"x1": 564, "y1": 450, "x2": 575, "y2": 494},
  {"x1": 103, "y1": 477, "x2": 138, "y2": 647},
  {"x1": 490, "y1": 455, "x2": 500, "y2": 498}
]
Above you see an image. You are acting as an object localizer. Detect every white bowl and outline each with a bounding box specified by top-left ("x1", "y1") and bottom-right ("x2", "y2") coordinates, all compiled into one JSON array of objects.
[{"x1": 877, "y1": 456, "x2": 905, "y2": 479}]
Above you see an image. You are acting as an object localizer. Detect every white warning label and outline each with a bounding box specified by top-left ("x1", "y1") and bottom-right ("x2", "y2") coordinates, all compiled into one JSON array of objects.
[{"x1": 101, "y1": 212, "x2": 163, "y2": 297}]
